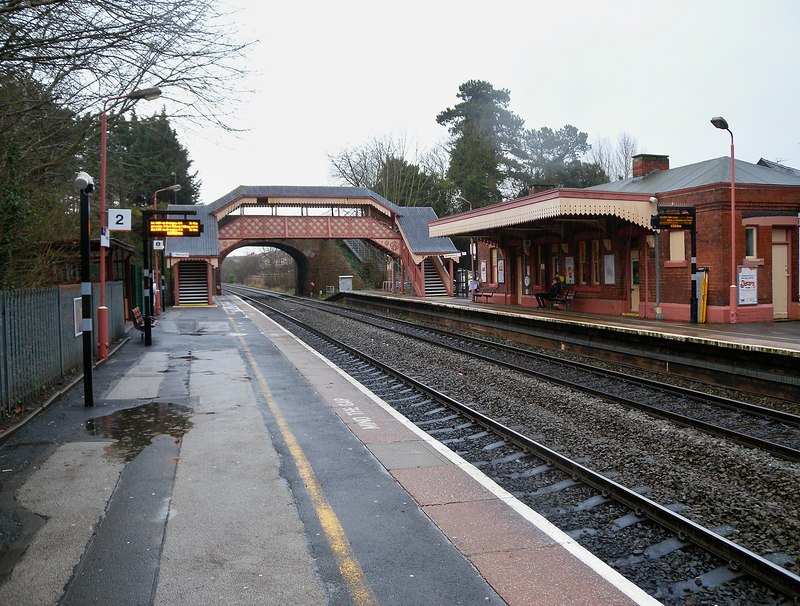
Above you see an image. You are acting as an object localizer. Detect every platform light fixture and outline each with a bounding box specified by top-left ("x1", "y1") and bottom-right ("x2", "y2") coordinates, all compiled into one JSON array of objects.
[
  {"x1": 710, "y1": 116, "x2": 737, "y2": 324},
  {"x1": 75, "y1": 172, "x2": 95, "y2": 407}
]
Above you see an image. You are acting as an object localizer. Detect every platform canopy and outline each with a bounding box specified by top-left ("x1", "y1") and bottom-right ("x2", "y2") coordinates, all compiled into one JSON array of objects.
[{"x1": 429, "y1": 189, "x2": 657, "y2": 238}]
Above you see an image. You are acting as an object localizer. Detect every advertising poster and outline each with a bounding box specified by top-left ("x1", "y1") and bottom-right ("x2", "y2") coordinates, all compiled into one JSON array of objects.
[
  {"x1": 564, "y1": 257, "x2": 575, "y2": 284},
  {"x1": 604, "y1": 254, "x2": 615, "y2": 284},
  {"x1": 737, "y1": 266, "x2": 757, "y2": 305}
]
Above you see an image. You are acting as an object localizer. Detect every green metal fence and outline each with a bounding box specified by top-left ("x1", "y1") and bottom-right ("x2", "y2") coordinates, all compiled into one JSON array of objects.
[{"x1": 0, "y1": 282, "x2": 125, "y2": 411}]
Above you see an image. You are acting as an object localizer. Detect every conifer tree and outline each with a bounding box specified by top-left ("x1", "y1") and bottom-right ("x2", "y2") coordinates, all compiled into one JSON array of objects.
[{"x1": 436, "y1": 80, "x2": 525, "y2": 207}]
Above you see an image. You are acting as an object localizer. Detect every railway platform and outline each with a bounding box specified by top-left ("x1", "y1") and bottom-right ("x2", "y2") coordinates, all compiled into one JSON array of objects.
[
  {"x1": 358, "y1": 291, "x2": 800, "y2": 354},
  {"x1": 0, "y1": 297, "x2": 659, "y2": 606},
  {"x1": 339, "y1": 290, "x2": 799, "y2": 403}
]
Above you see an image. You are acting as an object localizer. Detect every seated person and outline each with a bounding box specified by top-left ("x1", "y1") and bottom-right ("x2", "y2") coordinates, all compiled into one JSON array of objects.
[
  {"x1": 468, "y1": 275, "x2": 480, "y2": 298},
  {"x1": 535, "y1": 278, "x2": 562, "y2": 307}
]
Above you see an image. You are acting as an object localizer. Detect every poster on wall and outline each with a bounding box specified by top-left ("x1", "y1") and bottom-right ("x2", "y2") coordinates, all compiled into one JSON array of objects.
[
  {"x1": 564, "y1": 257, "x2": 575, "y2": 284},
  {"x1": 497, "y1": 259, "x2": 505, "y2": 284},
  {"x1": 604, "y1": 254, "x2": 615, "y2": 284},
  {"x1": 480, "y1": 259, "x2": 487, "y2": 283},
  {"x1": 737, "y1": 266, "x2": 757, "y2": 305}
]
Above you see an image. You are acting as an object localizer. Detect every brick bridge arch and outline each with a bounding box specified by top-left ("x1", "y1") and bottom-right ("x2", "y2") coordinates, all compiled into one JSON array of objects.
[{"x1": 219, "y1": 240, "x2": 311, "y2": 295}]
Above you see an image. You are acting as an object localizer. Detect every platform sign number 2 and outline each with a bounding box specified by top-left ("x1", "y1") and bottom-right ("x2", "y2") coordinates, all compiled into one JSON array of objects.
[{"x1": 108, "y1": 209, "x2": 132, "y2": 231}]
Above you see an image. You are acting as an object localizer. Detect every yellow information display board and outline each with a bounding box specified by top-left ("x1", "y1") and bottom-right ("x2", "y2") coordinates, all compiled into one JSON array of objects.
[
  {"x1": 650, "y1": 207, "x2": 695, "y2": 230},
  {"x1": 148, "y1": 219, "x2": 202, "y2": 237}
]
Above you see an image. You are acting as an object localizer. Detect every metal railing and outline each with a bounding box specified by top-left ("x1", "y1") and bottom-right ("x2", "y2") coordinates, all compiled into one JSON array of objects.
[{"x1": 0, "y1": 282, "x2": 125, "y2": 411}]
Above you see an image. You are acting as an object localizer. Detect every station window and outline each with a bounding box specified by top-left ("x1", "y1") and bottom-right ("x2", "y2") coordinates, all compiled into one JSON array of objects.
[
  {"x1": 578, "y1": 241, "x2": 588, "y2": 285},
  {"x1": 669, "y1": 230, "x2": 685, "y2": 261},
  {"x1": 591, "y1": 240, "x2": 600, "y2": 284},
  {"x1": 536, "y1": 244, "x2": 545, "y2": 285},
  {"x1": 745, "y1": 227, "x2": 757, "y2": 258}
]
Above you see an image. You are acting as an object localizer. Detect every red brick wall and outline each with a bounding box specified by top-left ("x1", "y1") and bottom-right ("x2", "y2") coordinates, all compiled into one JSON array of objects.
[{"x1": 648, "y1": 184, "x2": 800, "y2": 314}]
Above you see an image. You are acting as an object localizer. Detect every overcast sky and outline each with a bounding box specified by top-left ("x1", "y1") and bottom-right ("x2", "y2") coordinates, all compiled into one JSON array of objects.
[{"x1": 175, "y1": 0, "x2": 800, "y2": 204}]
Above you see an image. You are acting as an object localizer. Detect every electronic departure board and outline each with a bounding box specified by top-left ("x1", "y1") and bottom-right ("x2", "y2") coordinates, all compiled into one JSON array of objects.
[
  {"x1": 650, "y1": 207, "x2": 695, "y2": 230},
  {"x1": 148, "y1": 219, "x2": 203, "y2": 237}
]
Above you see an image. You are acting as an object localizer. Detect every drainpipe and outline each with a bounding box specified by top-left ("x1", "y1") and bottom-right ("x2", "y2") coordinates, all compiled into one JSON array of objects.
[{"x1": 655, "y1": 233, "x2": 662, "y2": 320}]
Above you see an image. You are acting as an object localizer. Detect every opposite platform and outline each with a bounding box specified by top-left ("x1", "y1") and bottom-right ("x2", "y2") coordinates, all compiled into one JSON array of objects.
[{"x1": 353, "y1": 291, "x2": 800, "y2": 354}]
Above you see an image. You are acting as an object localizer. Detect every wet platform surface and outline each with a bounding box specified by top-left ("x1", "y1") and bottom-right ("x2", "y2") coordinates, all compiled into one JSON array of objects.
[{"x1": 0, "y1": 297, "x2": 663, "y2": 605}]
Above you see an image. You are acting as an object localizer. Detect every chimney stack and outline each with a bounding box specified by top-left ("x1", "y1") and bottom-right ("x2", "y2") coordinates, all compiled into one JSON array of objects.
[{"x1": 632, "y1": 154, "x2": 669, "y2": 178}]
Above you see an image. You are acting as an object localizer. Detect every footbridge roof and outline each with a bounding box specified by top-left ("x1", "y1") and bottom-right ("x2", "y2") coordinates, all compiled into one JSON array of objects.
[
  {"x1": 165, "y1": 185, "x2": 457, "y2": 259},
  {"x1": 206, "y1": 185, "x2": 403, "y2": 218}
]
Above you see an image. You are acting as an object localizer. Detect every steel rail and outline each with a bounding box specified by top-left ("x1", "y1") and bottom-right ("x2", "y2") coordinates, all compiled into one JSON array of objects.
[
  {"x1": 230, "y1": 285, "x2": 798, "y2": 422},
  {"x1": 394, "y1": 330, "x2": 800, "y2": 463},
  {"x1": 227, "y1": 286, "x2": 800, "y2": 461},
  {"x1": 233, "y1": 290, "x2": 800, "y2": 603}
]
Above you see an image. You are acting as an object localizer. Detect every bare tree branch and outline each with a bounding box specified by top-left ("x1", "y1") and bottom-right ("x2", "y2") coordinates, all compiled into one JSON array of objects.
[
  {"x1": 590, "y1": 131, "x2": 639, "y2": 181},
  {"x1": 1, "y1": 0, "x2": 254, "y2": 128}
]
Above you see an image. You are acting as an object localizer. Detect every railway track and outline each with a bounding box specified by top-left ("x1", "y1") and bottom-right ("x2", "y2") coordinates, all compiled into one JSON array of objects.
[
  {"x1": 225, "y1": 285, "x2": 800, "y2": 605},
  {"x1": 336, "y1": 290, "x2": 800, "y2": 401},
  {"x1": 227, "y1": 285, "x2": 800, "y2": 463}
]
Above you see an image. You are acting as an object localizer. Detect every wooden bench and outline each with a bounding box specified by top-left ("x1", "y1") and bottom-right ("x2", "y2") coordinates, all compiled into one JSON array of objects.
[
  {"x1": 549, "y1": 289, "x2": 576, "y2": 310},
  {"x1": 472, "y1": 287, "x2": 497, "y2": 302},
  {"x1": 131, "y1": 307, "x2": 145, "y2": 340},
  {"x1": 131, "y1": 307, "x2": 157, "y2": 341}
]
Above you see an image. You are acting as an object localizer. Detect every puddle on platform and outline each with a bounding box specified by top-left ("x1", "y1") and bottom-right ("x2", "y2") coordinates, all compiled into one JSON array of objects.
[{"x1": 86, "y1": 402, "x2": 193, "y2": 461}]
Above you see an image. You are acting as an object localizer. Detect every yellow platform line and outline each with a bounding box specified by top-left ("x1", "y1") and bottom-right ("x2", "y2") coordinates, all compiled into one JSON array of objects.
[{"x1": 231, "y1": 321, "x2": 377, "y2": 606}]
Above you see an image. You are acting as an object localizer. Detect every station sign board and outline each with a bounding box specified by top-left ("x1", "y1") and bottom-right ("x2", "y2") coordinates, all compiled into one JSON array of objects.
[
  {"x1": 108, "y1": 209, "x2": 132, "y2": 231},
  {"x1": 650, "y1": 206, "x2": 695, "y2": 230},
  {"x1": 148, "y1": 219, "x2": 203, "y2": 237}
]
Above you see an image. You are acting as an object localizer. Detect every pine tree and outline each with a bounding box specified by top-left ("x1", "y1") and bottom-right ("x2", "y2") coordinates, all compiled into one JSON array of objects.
[{"x1": 436, "y1": 80, "x2": 525, "y2": 206}]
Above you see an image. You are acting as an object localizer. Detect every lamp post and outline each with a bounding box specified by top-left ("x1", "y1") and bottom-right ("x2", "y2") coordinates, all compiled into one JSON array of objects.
[
  {"x1": 711, "y1": 116, "x2": 737, "y2": 324},
  {"x1": 75, "y1": 172, "x2": 95, "y2": 407},
  {"x1": 152, "y1": 184, "x2": 181, "y2": 315},
  {"x1": 99, "y1": 86, "x2": 162, "y2": 358},
  {"x1": 455, "y1": 196, "x2": 476, "y2": 283}
]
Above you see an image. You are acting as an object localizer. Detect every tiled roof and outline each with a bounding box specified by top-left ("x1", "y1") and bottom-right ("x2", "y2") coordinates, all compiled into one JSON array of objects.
[
  {"x1": 397, "y1": 206, "x2": 459, "y2": 255},
  {"x1": 587, "y1": 156, "x2": 800, "y2": 195},
  {"x1": 757, "y1": 158, "x2": 800, "y2": 177},
  {"x1": 205, "y1": 185, "x2": 402, "y2": 215},
  {"x1": 164, "y1": 203, "x2": 218, "y2": 257}
]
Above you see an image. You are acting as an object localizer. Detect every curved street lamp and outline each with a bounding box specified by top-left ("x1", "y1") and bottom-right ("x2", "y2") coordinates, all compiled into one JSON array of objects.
[
  {"x1": 710, "y1": 116, "x2": 737, "y2": 324},
  {"x1": 152, "y1": 184, "x2": 182, "y2": 315},
  {"x1": 98, "y1": 87, "x2": 162, "y2": 358}
]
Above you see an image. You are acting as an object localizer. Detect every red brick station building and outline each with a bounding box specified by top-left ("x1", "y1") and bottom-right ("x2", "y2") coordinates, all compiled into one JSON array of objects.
[{"x1": 430, "y1": 154, "x2": 800, "y2": 323}]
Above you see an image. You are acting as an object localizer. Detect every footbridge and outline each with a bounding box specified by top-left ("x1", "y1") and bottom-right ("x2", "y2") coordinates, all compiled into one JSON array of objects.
[{"x1": 164, "y1": 186, "x2": 460, "y2": 305}]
